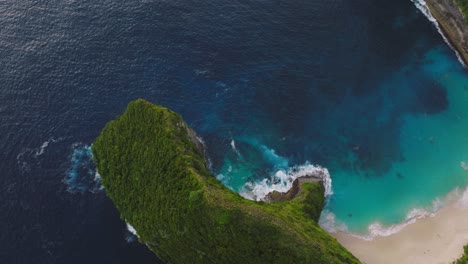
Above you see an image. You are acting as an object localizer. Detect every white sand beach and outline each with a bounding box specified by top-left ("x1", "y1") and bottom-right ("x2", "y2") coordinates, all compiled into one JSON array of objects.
[{"x1": 332, "y1": 199, "x2": 468, "y2": 264}]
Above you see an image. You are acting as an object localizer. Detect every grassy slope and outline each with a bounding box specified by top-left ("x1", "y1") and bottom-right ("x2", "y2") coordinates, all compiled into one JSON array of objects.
[
  {"x1": 456, "y1": 0, "x2": 468, "y2": 21},
  {"x1": 92, "y1": 99, "x2": 360, "y2": 264}
]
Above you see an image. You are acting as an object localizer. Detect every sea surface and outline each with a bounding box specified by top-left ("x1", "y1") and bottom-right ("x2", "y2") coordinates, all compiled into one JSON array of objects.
[{"x1": 2, "y1": 0, "x2": 468, "y2": 262}]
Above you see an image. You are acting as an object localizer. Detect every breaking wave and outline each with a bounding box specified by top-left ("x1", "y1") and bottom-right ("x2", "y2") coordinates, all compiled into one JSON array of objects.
[
  {"x1": 410, "y1": 0, "x2": 466, "y2": 67},
  {"x1": 125, "y1": 223, "x2": 139, "y2": 243},
  {"x1": 63, "y1": 143, "x2": 103, "y2": 193},
  {"x1": 320, "y1": 187, "x2": 466, "y2": 240},
  {"x1": 239, "y1": 163, "x2": 333, "y2": 201}
]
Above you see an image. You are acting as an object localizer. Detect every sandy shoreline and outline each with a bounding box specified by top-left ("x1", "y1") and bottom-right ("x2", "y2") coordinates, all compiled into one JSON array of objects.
[{"x1": 331, "y1": 201, "x2": 468, "y2": 264}]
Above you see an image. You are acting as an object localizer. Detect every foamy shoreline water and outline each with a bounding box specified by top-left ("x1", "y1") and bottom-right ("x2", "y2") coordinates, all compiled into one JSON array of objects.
[
  {"x1": 238, "y1": 163, "x2": 333, "y2": 201},
  {"x1": 231, "y1": 155, "x2": 468, "y2": 242},
  {"x1": 324, "y1": 187, "x2": 468, "y2": 240},
  {"x1": 330, "y1": 188, "x2": 468, "y2": 263}
]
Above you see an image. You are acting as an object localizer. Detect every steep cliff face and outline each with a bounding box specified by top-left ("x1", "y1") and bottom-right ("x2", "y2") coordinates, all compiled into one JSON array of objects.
[
  {"x1": 425, "y1": 0, "x2": 468, "y2": 65},
  {"x1": 92, "y1": 99, "x2": 360, "y2": 264}
]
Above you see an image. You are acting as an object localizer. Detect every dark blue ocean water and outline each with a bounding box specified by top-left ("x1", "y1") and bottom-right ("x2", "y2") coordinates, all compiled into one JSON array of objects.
[{"x1": 2, "y1": 0, "x2": 468, "y2": 262}]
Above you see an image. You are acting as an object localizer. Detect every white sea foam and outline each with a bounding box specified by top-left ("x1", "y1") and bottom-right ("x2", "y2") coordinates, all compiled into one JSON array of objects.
[
  {"x1": 321, "y1": 207, "x2": 437, "y2": 241},
  {"x1": 319, "y1": 210, "x2": 348, "y2": 233},
  {"x1": 455, "y1": 186, "x2": 468, "y2": 208},
  {"x1": 93, "y1": 171, "x2": 104, "y2": 191},
  {"x1": 125, "y1": 222, "x2": 139, "y2": 242},
  {"x1": 36, "y1": 138, "x2": 54, "y2": 156},
  {"x1": 126, "y1": 223, "x2": 139, "y2": 237},
  {"x1": 64, "y1": 143, "x2": 103, "y2": 193},
  {"x1": 363, "y1": 209, "x2": 434, "y2": 240},
  {"x1": 239, "y1": 163, "x2": 333, "y2": 201},
  {"x1": 230, "y1": 139, "x2": 236, "y2": 150},
  {"x1": 410, "y1": 0, "x2": 466, "y2": 67},
  {"x1": 321, "y1": 187, "x2": 467, "y2": 240},
  {"x1": 461, "y1": 161, "x2": 468, "y2": 170},
  {"x1": 229, "y1": 139, "x2": 240, "y2": 156},
  {"x1": 17, "y1": 137, "x2": 64, "y2": 173},
  {"x1": 230, "y1": 139, "x2": 241, "y2": 157}
]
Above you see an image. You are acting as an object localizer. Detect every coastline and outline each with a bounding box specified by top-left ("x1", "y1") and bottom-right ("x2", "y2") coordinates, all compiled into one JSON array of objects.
[
  {"x1": 421, "y1": 0, "x2": 468, "y2": 67},
  {"x1": 329, "y1": 195, "x2": 468, "y2": 264}
]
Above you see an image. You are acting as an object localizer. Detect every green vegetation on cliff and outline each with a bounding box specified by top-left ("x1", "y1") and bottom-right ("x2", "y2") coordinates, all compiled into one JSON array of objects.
[
  {"x1": 92, "y1": 99, "x2": 360, "y2": 264},
  {"x1": 455, "y1": 245, "x2": 468, "y2": 263},
  {"x1": 456, "y1": 0, "x2": 468, "y2": 22}
]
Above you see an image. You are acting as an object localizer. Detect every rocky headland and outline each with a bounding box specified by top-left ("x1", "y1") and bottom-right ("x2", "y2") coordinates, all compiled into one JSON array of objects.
[{"x1": 92, "y1": 99, "x2": 360, "y2": 264}]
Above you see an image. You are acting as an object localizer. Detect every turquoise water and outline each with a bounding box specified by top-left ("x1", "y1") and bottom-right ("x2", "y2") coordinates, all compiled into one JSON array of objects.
[
  {"x1": 325, "y1": 48, "x2": 468, "y2": 234},
  {"x1": 5, "y1": 0, "x2": 468, "y2": 261},
  {"x1": 216, "y1": 46, "x2": 468, "y2": 236}
]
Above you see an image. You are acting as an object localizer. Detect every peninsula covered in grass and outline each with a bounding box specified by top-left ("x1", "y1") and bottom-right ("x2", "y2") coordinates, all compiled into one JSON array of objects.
[{"x1": 92, "y1": 99, "x2": 359, "y2": 264}]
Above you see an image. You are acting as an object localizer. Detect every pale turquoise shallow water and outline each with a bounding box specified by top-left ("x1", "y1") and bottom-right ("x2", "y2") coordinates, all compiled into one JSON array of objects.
[
  {"x1": 325, "y1": 47, "x2": 468, "y2": 234},
  {"x1": 5, "y1": 0, "x2": 468, "y2": 261},
  {"x1": 216, "y1": 46, "x2": 468, "y2": 237}
]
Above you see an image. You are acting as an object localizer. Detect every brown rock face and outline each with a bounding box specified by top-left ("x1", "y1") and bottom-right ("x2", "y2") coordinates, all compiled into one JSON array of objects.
[
  {"x1": 425, "y1": 0, "x2": 468, "y2": 66},
  {"x1": 265, "y1": 175, "x2": 322, "y2": 202}
]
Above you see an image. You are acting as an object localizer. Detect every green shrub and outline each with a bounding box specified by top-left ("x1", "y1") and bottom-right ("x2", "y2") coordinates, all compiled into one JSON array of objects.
[
  {"x1": 455, "y1": 245, "x2": 468, "y2": 263},
  {"x1": 456, "y1": 0, "x2": 468, "y2": 24}
]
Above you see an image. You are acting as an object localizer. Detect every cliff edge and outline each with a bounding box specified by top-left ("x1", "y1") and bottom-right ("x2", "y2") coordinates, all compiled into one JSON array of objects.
[
  {"x1": 425, "y1": 0, "x2": 468, "y2": 66},
  {"x1": 92, "y1": 99, "x2": 359, "y2": 264}
]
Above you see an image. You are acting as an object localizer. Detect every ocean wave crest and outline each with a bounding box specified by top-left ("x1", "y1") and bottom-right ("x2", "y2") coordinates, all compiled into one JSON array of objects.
[
  {"x1": 125, "y1": 222, "x2": 139, "y2": 243},
  {"x1": 363, "y1": 208, "x2": 435, "y2": 240},
  {"x1": 239, "y1": 163, "x2": 333, "y2": 201},
  {"x1": 321, "y1": 187, "x2": 466, "y2": 240}
]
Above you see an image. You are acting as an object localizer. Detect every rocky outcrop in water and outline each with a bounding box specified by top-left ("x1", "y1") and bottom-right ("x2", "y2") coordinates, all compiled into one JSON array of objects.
[{"x1": 266, "y1": 175, "x2": 322, "y2": 202}]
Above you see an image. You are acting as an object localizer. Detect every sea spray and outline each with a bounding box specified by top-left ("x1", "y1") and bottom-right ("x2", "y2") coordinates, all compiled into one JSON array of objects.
[
  {"x1": 410, "y1": 0, "x2": 466, "y2": 67},
  {"x1": 230, "y1": 139, "x2": 243, "y2": 159},
  {"x1": 230, "y1": 139, "x2": 237, "y2": 152},
  {"x1": 239, "y1": 163, "x2": 333, "y2": 201},
  {"x1": 125, "y1": 222, "x2": 139, "y2": 242},
  {"x1": 64, "y1": 143, "x2": 103, "y2": 193}
]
